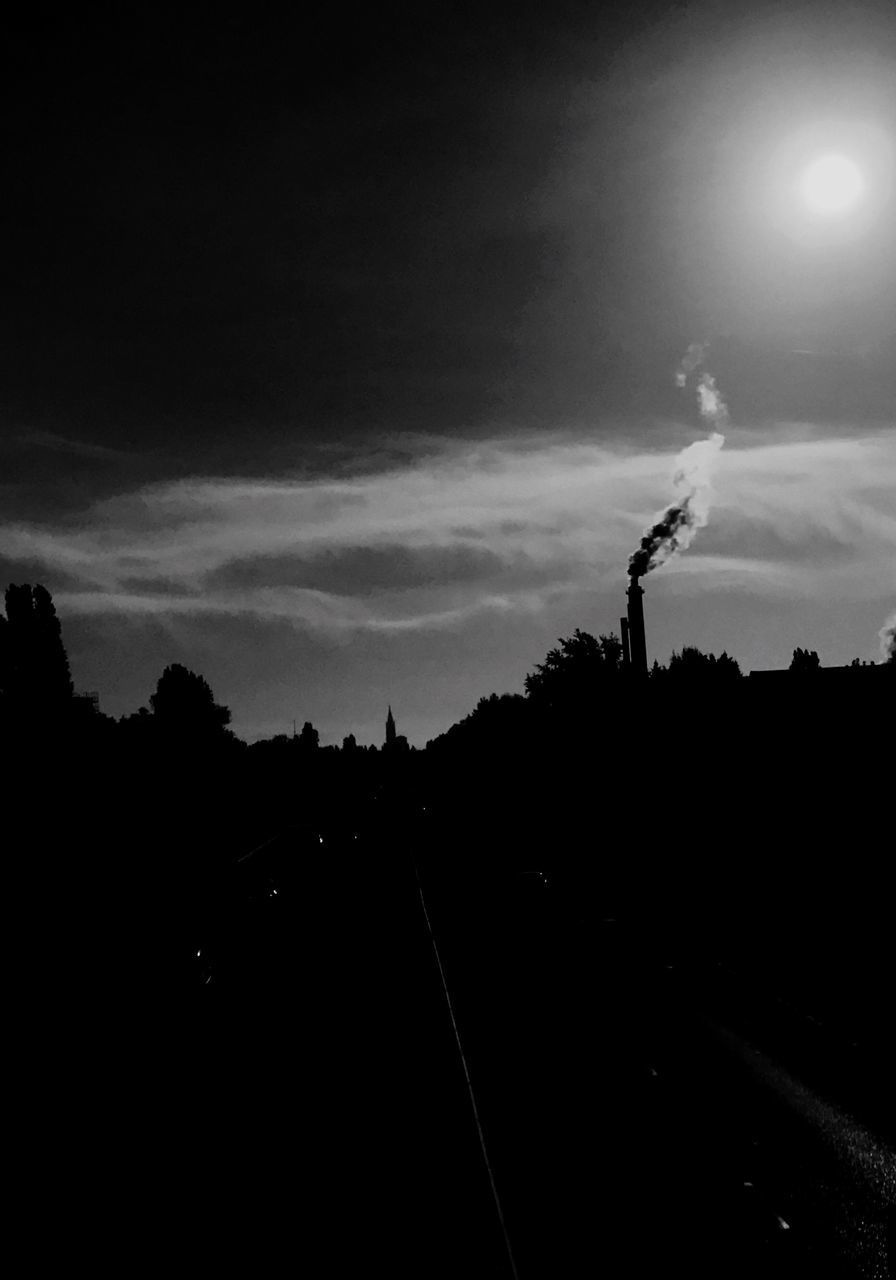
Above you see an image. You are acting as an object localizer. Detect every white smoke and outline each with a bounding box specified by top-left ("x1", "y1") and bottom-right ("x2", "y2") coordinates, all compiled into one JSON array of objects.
[
  {"x1": 696, "y1": 372, "x2": 729, "y2": 429},
  {"x1": 628, "y1": 345, "x2": 728, "y2": 578},
  {"x1": 675, "y1": 340, "x2": 708, "y2": 388},
  {"x1": 879, "y1": 611, "x2": 896, "y2": 663},
  {"x1": 670, "y1": 431, "x2": 726, "y2": 528}
]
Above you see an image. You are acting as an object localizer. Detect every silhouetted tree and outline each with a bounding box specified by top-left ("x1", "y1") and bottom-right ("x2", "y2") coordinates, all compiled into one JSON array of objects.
[
  {"x1": 298, "y1": 721, "x2": 319, "y2": 750},
  {"x1": 0, "y1": 583, "x2": 73, "y2": 713},
  {"x1": 524, "y1": 630, "x2": 623, "y2": 707},
  {"x1": 149, "y1": 664, "x2": 231, "y2": 734},
  {"x1": 428, "y1": 692, "x2": 529, "y2": 752},
  {"x1": 662, "y1": 646, "x2": 742, "y2": 680},
  {"x1": 789, "y1": 647, "x2": 821, "y2": 673},
  {"x1": 342, "y1": 733, "x2": 358, "y2": 752},
  {"x1": 118, "y1": 703, "x2": 158, "y2": 740}
]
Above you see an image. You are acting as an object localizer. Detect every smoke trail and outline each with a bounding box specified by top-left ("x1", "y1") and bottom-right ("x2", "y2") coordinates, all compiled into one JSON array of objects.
[
  {"x1": 628, "y1": 345, "x2": 728, "y2": 580},
  {"x1": 675, "y1": 340, "x2": 708, "y2": 388},
  {"x1": 879, "y1": 611, "x2": 896, "y2": 664}
]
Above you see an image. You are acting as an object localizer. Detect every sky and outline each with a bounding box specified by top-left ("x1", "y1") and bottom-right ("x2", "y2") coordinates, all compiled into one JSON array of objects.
[{"x1": 2, "y1": 1, "x2": 895, "y2": 745}]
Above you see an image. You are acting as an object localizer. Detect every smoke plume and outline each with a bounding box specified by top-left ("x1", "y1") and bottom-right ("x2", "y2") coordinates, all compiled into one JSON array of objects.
[
  {"x1": 675, "y1": 340, "x2": 708, "y2": 388},
  {"x1": 879, "y1": 611, "x2": 896, "y2": 664},
  {"x1": 628, "y1": 344, "x2": 728, "y2": 580}
]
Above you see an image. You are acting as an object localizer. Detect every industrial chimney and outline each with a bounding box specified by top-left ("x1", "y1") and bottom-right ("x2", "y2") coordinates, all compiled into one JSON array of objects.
[{"x1": 626, "y1": 579, "x2": 648, "y2": 675}]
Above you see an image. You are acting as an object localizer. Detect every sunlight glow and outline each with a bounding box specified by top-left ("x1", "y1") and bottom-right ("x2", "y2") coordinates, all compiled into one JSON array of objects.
[
  {"x1": 763, "y1": 121, "x2": 893, "y2": 247},
  {"x1": 799, "y1": 154, "x2": 865, "y2": 216}
]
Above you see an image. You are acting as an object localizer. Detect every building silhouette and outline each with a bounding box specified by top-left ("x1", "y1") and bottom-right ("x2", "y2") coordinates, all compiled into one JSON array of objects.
[{"x1": 384, "y1": 706, "x2": 409, "y2": 753}]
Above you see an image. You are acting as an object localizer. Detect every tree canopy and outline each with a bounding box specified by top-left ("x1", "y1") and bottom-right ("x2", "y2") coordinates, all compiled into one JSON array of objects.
[
  {"x1": 149, "y1": 663, "x2": 231, "y2": 734},
  {"x1": 0, "y1": 583, "x2": 73, "y2": 711},
  {"x1": 524, "y1": 629, "x2": 623, "y2": 707},
  {"x1": 790, "y1": 647, "x2": 821, "y2": 673},
  {"x1": 658, "y1": 646, "x2": 742, "y2": 681}
]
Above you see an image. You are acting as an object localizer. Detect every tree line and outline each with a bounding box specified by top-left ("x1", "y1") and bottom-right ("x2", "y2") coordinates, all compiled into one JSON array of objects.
[{"x1": 1, "y1": 583, "x2": 892, "y2": 753}]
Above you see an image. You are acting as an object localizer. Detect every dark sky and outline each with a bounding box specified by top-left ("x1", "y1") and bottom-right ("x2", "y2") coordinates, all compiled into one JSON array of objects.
[
  {"x1": 5, "y1": 5, "x2": 685, "y2": 448},
  {"x1": 3, "y1": 2, "x2": 895, "y2": 743}
]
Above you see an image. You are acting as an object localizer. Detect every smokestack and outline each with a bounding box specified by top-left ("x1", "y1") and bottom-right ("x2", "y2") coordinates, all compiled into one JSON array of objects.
[
  {"x1": 620, "y1": 617, "x2": 631, "y2": 668},
  {"x1": 626, "y1": 579, "x2": 648, "y2": 676}
]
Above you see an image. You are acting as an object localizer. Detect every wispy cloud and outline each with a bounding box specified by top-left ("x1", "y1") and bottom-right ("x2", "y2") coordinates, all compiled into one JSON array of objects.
[
  {"x1": 2, "y1": 426, "x2": 894, "y2": 634},
  {"x1": 10, "y1": 430, "x2": 132, "y2": 460}
]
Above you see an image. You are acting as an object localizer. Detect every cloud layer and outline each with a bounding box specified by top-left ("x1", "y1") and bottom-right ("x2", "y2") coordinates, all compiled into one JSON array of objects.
[{"x1": 3, "y1": 424, "x2": 895, "y2": 639}]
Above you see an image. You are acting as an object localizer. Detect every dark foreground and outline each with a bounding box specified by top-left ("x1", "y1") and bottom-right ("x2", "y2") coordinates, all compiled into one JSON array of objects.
[
  {"x1": 14, "y1": 795, "x2": 894, "y2": 1277},
  {"x1": 156, "y1": 820, "x2": 892, "y2": 1278}
]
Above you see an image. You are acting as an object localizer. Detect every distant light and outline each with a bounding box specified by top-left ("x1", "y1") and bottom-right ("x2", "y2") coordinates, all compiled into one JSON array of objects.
[{"x1": 799, "y1": 154, "x2": 864, "y2": 215}]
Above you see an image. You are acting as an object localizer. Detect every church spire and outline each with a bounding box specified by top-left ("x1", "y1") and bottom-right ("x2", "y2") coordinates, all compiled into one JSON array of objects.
[{"x1": 385, "y1": 705, "x2": 396, "y2": 747}]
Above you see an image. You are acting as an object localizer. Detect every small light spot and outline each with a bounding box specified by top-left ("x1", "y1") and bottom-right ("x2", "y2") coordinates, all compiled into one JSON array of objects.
[
  {"x1": 743, "y1": 1181, "x2": 753, "y2": 1188},
  {"x1": 195, "y1": 949, "x2": 201, "y2": 958},
  {"x1": 776, "y1": 1216, "x2": 790, "y2": 1231}
]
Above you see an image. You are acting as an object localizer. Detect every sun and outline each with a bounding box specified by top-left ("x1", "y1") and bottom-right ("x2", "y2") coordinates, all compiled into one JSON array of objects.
[
  {"x1": 798, "y1": 153, "x2": 865, "y2": 216},
  {"x1": 763, "y1": 121, "x2": 892, "y2": 245}
]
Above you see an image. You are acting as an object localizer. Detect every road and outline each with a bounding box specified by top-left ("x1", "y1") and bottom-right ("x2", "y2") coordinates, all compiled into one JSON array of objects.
[
  {"x1": 188, "y1": 831, "x2": 895, "y2": 1278},
  {"x1": 421, "y1": 861, "x2": 896, "y2": 1278}
]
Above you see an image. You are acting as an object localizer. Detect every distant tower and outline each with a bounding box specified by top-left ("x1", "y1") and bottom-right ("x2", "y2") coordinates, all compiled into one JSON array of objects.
[{"x1": 385, "y1": 705, "x2": 397, "y2": 748}]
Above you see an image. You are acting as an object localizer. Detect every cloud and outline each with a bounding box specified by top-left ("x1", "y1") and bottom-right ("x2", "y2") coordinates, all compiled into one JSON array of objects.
[
  {"x1": 204, "y1": 543, "x2": 511, "y2": 596},
  {"x1": 10, "y1": 430, "x2": 131, "y2": 460},
  {"x1": 1, "y1": 425, "x2": 894, "y2": 635}
]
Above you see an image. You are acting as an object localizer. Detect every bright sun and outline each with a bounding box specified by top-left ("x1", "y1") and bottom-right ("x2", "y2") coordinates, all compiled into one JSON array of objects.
[{"x1": 799, "y1": 153, "x2": 865, "y2": 216}]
